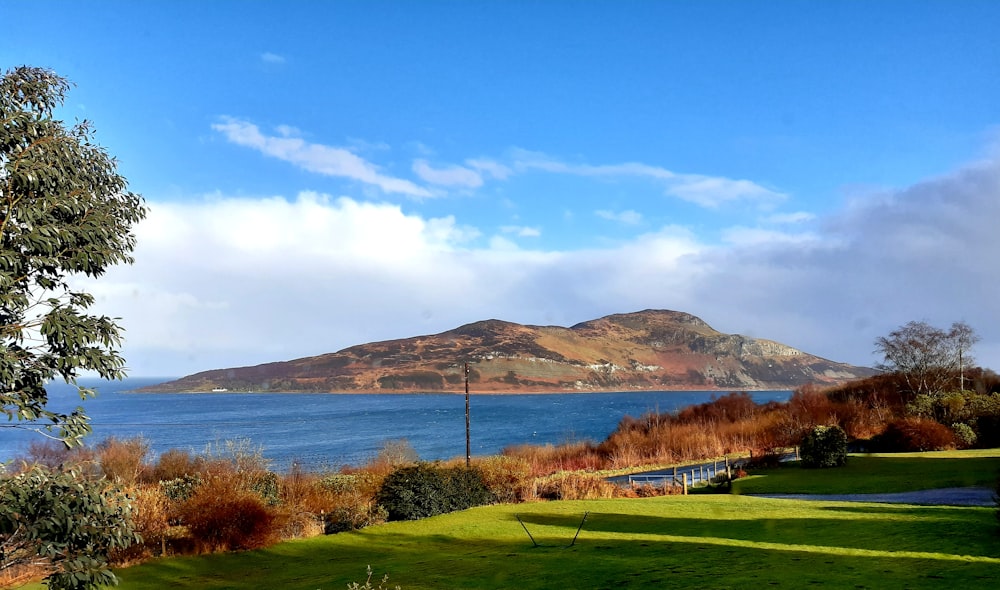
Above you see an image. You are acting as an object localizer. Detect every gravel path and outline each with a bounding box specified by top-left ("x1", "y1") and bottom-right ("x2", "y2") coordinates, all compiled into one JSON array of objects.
[{"x1": 753, "y1": 487, "x2": 996, "y2": 506}]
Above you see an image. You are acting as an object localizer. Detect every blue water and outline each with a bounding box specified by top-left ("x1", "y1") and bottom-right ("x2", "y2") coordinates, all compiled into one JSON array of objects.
[{"x1": 1, "y1": 378, "x2": 791, "y2": 470}]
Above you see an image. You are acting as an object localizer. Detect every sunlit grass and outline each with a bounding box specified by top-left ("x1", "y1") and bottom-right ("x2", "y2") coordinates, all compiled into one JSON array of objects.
[
  {"x1": 731, "y1": 449, "x2": 1000, "y2": 495},
  {"x1": 19, "y1": 493, "x2": 993, "y2": 590},
  {"x1": 19, "y1": 449, "x2": 1000, "y2": 589}
]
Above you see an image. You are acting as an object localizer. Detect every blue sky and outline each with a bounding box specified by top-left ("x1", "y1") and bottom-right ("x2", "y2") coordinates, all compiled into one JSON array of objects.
[{"x1": 4, "y1": 1, "x2": 1000, "y2": 377}]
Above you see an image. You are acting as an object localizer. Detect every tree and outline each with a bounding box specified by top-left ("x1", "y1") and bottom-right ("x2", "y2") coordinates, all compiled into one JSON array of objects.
[
  {"x1": 1, "y1": 66, "x2": 146, "y2": 446},
  {"x1": 1, "y1": 66, "x2": 145, "y2": 589},
  {"x1": 0, "y1": 466, "x2": 140, "y2": 590},
  {"x1": 874, "y1": 320, "x2": 979, "y2": 398},
  {"x1": 951, "y1": 321, "x2": 979, "y2": 391}
]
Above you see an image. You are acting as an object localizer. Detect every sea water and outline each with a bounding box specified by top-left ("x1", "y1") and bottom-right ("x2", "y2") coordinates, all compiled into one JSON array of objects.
[{"x1": 0, "y1": 377, "x2": 790, "y2": 470}]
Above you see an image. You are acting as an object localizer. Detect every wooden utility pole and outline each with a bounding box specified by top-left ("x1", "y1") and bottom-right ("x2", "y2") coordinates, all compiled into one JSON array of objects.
[{"x1": 465, "y1": 362, "x2": 471, "y2": 468}]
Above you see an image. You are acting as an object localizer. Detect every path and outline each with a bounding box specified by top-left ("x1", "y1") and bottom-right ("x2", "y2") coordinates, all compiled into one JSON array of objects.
[{"x1": 751, "y1": 487, "x2": 996, "y2": 507}]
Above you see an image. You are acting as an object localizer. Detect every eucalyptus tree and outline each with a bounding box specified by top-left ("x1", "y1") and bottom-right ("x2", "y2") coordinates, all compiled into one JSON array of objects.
[
  {"x1": 1, "y1": 65, "x2": 145, "y2": 446},
  {"x1": 1, "y1": 65, "x2": 146, "y2": 589}
]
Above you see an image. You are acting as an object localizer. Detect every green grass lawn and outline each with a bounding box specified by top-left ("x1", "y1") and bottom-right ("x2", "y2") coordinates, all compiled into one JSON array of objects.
[
  {"x1": 92, "y1": 495, "x2": 1000, "y2": 589},
  {"x1": 21, "y1": 450, "x2": 1000, "y2": 590},
  {"x1": 730, "y1": 449, "x2": 1000, "y2": 495}
]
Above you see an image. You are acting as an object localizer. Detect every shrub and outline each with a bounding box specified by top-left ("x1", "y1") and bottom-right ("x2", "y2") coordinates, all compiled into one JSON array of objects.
[
  {"x1": 535, "y1": 473, "x2": 620, "y2": 500},
  {"x1": 176, "y1": 477, "x2": 279, "y2": 552},
  {"x1": 16, "y1": 439, "x2": 79, "y2": 470},
  {"x1": 873, "y1": 417, "x2": 957, "y2": 452},
  {"x1": 375, "y1": 463, "x2": 491, "y2": 521},
  {"x1": 445, "y1": 466, "x2": 493, "y2": 510},
  {"x1": 151, "y1": 449, "x2": 200, "y2": 482},
  {"x1": 112, "y1": 484, "x2": 170, "y2": 563},
  {"x1": 475, "y1": 455, "x2": 532, "y2": 503},
  {"x1": 799, "y1": 425, "x2": 848, "y2": 468},
  {"x1": 324, "y1": 503, "x2": 389, "y2": 534},
  {"x1": 626, "y1": 481, "x2": 684, "y2": 498},
  {"x1": 159, "y1": 474, "x2": 203, "y2": 503},
  {"x1": 951, "y1": 422, "x2": 977, "y2": 448},
  {"x1": 97, "y1": 436, "x2": 150, "y2": 486}
]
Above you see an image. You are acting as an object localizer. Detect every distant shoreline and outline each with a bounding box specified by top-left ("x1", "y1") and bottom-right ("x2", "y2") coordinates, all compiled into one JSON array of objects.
[{"x1": 128, "y1": 386, "x2": 791, "y2": 395}]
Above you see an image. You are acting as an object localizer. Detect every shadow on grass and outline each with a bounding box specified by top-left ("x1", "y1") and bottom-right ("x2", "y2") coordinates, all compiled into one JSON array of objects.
[
  {"x1": 510, "y1": 507, "x2": 1000, "y2": 558},
  {"x1": 112, "y1": 521, "x2": 1000, "y2": 590}
]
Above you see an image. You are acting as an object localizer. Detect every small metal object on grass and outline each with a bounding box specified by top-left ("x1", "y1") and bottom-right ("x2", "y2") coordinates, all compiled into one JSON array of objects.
[{"x1": 514, "y1": 512, "x2": 590, "y2": 548}]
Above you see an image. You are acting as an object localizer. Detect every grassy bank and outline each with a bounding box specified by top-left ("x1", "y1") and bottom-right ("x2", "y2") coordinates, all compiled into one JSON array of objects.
[
  {"x1": 18, "y1": 450, "x2": 995, "y2": 590},
  {"x1": 71, "y1": 495, "x2": 1000, "y2": 589},
  {"x1": 730, "y1": 449, "x2": 1000, "y2": 495}
]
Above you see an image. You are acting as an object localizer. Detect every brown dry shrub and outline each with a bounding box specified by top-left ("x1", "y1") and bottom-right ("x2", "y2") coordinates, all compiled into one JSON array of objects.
[
  {"x1": 787, "y1": 384, "x2": 837, "y2": 429},
  {"x1": 874, "y1": 417, "x2": 958, "y2": 452},
  {"x1": 111, "y1": 484, "x2": 171, "y2": 563},
  {"x1": 151, "y1": 449, "x2": 201, "y2": 482},
  {"x1": 97, "y1": 436, "x2": 150, "y2": 486},
  {"x1": 535, "y1": 473, "x2": 619, "y2": 500},
  {"x1": 176, "y1": 477, "x2": 280, "y2": 552},
  {"x1": 274, "y1": 465, "x2": 339, "y2": 538},
  {"x1": 12, "y1": 439, "x2": 97, "y2": 475},
  {"x1": 624, "y1": 482, "x2": 684, "y2": 498},
  {"x1": 0, "y1": 563, "x2": 51, "y2": 589},
  {"x1": 475, "y1": 455, "x2": 533, "y2": 503},
  {"x1": 502, "y1": 441, "x2": 605, "y2": 477}
]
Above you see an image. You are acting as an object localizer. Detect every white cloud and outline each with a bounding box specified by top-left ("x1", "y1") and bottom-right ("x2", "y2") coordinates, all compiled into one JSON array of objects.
[
  {"x1": 412, "y1": 159, "x2": 483, "y2": 188},
  {"x1": 90, "y1": 155, "x2": 1000, "y2": 376},
  {"x1": 466, "y1": 158, "x2": 513, "y2": 180},
  {"x1": 668, "y1": 175, "x2": 784, "y2": 209},
  {"x1": 500, "y1": 225, "x2": 541, "y2": 237},
  {"x1": 763, "y1": 211, "x2": 816, "y2": 224},
  {"x1": 510, "y1": 149, "x2": 784, "y2": 209},
  {"x1": 260, "y1": 52, "x2": 286, "y2": 64},
  {"x1": 212, "y1": 118, "x2": 431, "y2": 197},
  {"x1": 596, "y1": 209, "x2": 643, "y2": 225},
  {"x1": 720, "y1": 226, "x2": 820, "y2": 247}
]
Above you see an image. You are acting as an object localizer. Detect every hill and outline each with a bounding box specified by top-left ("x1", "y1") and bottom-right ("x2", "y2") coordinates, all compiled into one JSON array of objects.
[{"x1": 138, "y1": 310, "x2": 875, "y2": 393}]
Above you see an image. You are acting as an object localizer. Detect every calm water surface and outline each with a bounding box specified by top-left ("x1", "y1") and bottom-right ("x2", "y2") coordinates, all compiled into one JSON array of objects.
[{"x1": 1, "y1": 378, "x2": 791, "y2": 470}]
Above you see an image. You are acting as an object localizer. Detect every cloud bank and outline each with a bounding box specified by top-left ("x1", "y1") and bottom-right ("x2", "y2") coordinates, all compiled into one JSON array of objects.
[{"x1": 88, "y1": 156, "x2": 1000, "y2": 377}]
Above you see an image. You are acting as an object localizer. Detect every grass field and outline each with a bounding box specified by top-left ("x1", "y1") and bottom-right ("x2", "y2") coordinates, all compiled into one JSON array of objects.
[
  {"x1": 21, "y1": 450, "x2": 1000, "y2": 590},
  {"x1": 730, "y1": 450, "x2": 1000, "y2": 495},
  {"x1": 97, "y1": 496, "x2": 1000, "y2": 589}
]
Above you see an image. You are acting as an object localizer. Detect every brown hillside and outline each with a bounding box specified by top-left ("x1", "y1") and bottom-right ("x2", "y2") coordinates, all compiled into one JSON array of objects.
[{"x1": 139, "y1": 309, "x2": 875, "y2": 393}]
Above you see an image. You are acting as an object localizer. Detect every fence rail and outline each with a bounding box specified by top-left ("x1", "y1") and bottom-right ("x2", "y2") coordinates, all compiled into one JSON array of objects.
[{"x1": 611, "y1": 450, "x2": 799, "y2": 492}]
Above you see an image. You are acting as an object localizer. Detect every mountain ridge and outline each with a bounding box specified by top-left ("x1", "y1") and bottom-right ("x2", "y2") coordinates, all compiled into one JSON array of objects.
[{"x1": 139, "y1": 309, "x2": 875, "y2": 393}]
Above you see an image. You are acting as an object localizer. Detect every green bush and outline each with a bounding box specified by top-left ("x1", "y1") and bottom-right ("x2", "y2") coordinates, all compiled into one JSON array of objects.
[
  {"x1": 375, "y1": 463, "x2": 491, "y2": 521},
  {"x1": 951, "y1": 422, "x2": 977, "y2": 448},
  {"x1": 160, "y1": 474, "x2": 203, "y2": 502},
  {"x1": 799, "y1": 425, "x2": 848, "y2": 468}
]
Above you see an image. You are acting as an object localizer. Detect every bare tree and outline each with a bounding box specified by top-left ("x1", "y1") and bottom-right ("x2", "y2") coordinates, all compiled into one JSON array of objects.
[
  {"x1": 950, "y1": 321, "x2": 979, "y2": 391},
  {"x1": 874, "y1": 320, "x2": 979, "y2": 397}
]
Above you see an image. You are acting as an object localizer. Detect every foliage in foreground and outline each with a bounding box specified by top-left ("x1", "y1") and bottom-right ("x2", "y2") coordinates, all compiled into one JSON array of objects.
[
  {"x1": 1, "y1": 65, "x2": 146, "y2": 447},
  {"x1": 0, "y1": 466, "x2": 139, "y2": 590},
  {"x1": 1, "y1": 64, "x2": 145, "y2": 590}
]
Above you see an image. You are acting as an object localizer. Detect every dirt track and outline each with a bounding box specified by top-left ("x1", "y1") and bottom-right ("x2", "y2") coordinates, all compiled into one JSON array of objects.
[{"x1": 752, "y1": 487, "x2": 996, "y2": 506}]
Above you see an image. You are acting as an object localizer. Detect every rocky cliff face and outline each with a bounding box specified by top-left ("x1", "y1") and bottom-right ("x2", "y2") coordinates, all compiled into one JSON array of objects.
[{"x1": 140, "y1": 309, "x2": 875, "y2": 393}]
